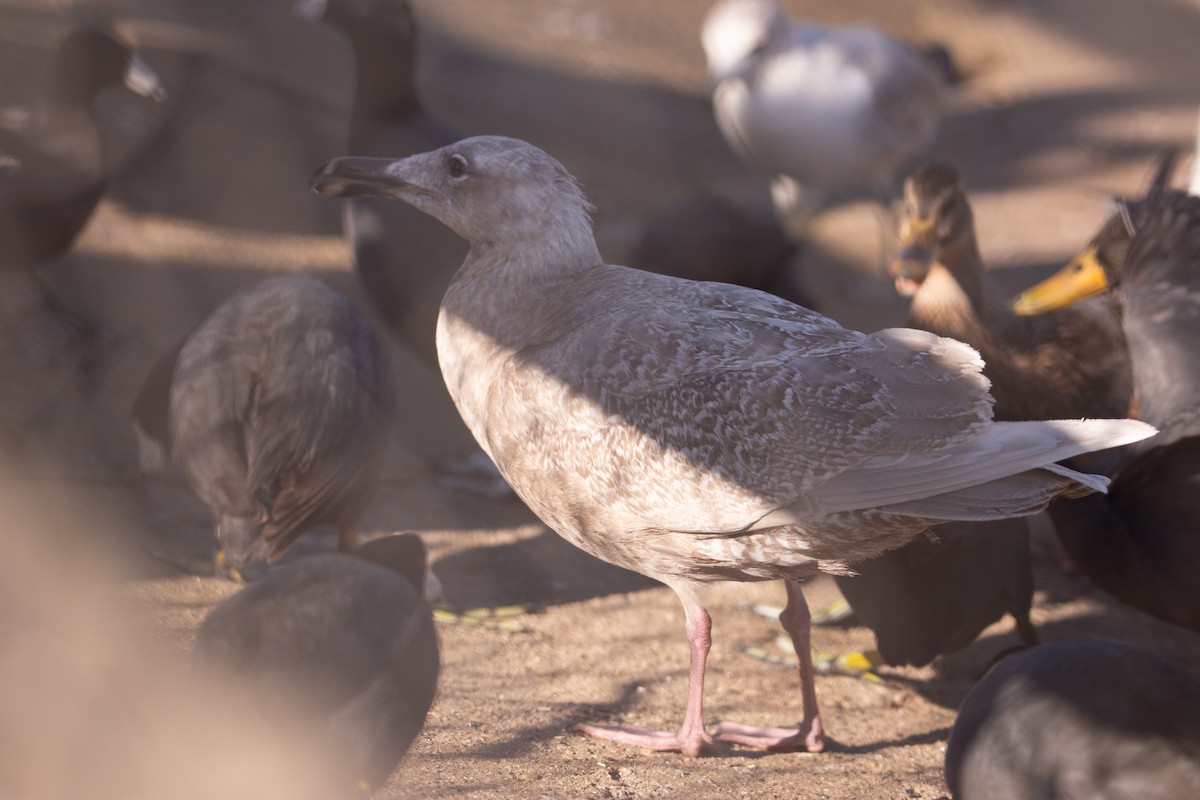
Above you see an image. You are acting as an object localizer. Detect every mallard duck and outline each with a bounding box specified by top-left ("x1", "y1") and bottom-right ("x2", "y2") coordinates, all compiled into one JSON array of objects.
[
  {"x1": 297, "y1": 0, "x2": 465, "y2": 369},
  {"x1": 310, "y1": 135, "x2": 1154, "y2": 756},
  {"x1": 890, "y1": 162, "x2": 1134, "y2": 422},
  {"x1": 700, "y1": 0, "x2": 946, "y2": 223},
  {"x1": 945, "y1": 640, "x2": 1200, "y2": 800},
  {"x1": 193, "y1": 532, "x2": 440, "y2": 795},
  {"x1": 0, "y1": 25, "x2": 162, "y2": 331},
  {"x1": 827, "y1": 164, "x2": 1135, "y2": 670},
  {"x1": 1011, "y1": 174, "x2": 1200, "y2": 632},
  {"x1": 169, "y1": 276, "x2": 395, "y2": 574}
]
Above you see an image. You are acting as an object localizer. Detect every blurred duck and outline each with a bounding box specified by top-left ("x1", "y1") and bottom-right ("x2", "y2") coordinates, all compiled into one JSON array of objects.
[
  {"x1": 169, "y1": 276, "x2": 395, "y2": 575},
  {"x1": 945, "y1": 640, "x2": 1200, "y2": 800},
  {"x1": 297, "y1": 0, "x2": 465, "y2": 369},
  {"x1": 1011, "y1": 166, "x2": 1200, "y2": 632},
  {"x1": 0, "y1": 25, "x2": 162, "y2": 333},
  {"x1": 890, "y1": 163, "x2": 1133, "y2": 422},
  {"x1": 700, "y1": 0, "x2": 946, "y2": 225},
  {"x1": 193, "y1": 532, "x2": 440, "y2": 796},
  {"x1": 827, "y1": 164, "x2": 1136, "y2": 670}
]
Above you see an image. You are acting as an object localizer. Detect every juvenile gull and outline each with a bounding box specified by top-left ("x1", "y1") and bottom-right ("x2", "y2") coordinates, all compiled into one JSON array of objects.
[
  {"x1": 310, "y1": 135, "x2": 1155, "y2": 757},
  {"x1": 193, "y1": 533, "x2": 439, "y2": 794},
  {"x1": 945, "y1": 641, "x2": 1200, "y2": 800},
  {"x1": 700, "y1": 0, "x2": 945, "y2": 222},
  {"x1": 169, "y1": 276, "x2": 395, "y2": 573}
]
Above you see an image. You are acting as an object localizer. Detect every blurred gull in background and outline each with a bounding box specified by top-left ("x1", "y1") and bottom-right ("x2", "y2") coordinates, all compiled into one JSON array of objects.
[{"x1": 701, "y1": 0, "x2": 946, "y2": 229}]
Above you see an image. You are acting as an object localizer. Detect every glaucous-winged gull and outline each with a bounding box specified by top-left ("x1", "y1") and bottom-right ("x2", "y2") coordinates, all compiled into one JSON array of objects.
[{"x1": 309, "y1": 135, "x2": 1155, "y2": 757}]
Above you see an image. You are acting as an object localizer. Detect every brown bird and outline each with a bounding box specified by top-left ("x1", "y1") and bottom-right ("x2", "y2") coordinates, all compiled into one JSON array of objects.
[
  {"x1": 169, "y1": 276, "x2": 395, "y2": 573},
  {"x1": 310, "y1": 135, "x2": 1153, "y2": 757},
  {"x1": 0, "y1": 25, "x2": 162, "y2": 333},
  {"x1": 193, "y1": 533, "x2": 439, "y2": 794},
  {"x1": 890, "y1": 162, "x2": 1133, "y2": 422}
]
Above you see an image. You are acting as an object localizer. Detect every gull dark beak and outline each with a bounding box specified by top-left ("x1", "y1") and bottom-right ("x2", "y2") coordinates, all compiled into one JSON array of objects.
[
  {"x1": 309, "y1": 156, "x2": 414, "y2": 198},
  {"x1": 124, "y1": 54, "x2": 166, "y2": 102}
]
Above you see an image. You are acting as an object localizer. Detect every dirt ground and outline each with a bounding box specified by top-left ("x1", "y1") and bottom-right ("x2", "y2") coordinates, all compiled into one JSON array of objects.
[{"x1": 3, "y1": 0, "x2": 1200, "y2": 798}]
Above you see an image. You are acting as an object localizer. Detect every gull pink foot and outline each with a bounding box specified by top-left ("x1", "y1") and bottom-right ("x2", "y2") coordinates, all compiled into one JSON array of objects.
[
  {"x1": 574, "y1": 721, "x2": 717, "y2": 757},
  {"x1": 714, "y1": 718, "x2": 826, "y2": 752}
]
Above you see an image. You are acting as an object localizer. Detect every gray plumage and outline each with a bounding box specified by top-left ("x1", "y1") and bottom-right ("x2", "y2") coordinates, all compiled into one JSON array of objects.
[
  {"x1": 192, "y1": 532, "x2": 439, "y2": 793},
  {"x1": 309, "y1": 135, "x2": 1154, "y2": 756},
  {"x1": 945, "y1": 641, "x2": 1200, "y2": 800},
  {"x1": 169, "y1": 276, "x2": 395, "y2": 570}
]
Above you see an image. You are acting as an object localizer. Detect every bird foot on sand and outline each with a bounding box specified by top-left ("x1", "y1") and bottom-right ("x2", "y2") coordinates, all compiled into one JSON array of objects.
[
  {"x1": 574, "y1": 722, "x2": 718, "y2": 757},
  {"x1": 714, "y1": 719, "x2": 826, "y2": 752}
]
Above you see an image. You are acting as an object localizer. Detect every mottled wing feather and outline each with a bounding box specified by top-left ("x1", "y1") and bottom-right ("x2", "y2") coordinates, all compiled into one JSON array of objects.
[{"x1": 507, "y1": 272, "x2": 992, "y2": 534}]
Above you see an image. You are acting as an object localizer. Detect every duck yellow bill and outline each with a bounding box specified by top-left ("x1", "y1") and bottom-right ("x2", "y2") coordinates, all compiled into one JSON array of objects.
[{"x1": 1012, "y1": 245, "x2": 1111, "y2": 315}]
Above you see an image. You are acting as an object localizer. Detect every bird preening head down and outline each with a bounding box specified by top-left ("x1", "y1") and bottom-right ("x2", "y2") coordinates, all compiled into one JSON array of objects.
[{"x1": 311, "y1": 136, "x2": 1155, "y2": 758}]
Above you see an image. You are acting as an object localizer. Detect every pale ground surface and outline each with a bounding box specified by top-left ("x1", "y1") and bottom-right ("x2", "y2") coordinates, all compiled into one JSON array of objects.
[{"x1": 2, "y1": 0, "x2": 1200, "y2": 798}]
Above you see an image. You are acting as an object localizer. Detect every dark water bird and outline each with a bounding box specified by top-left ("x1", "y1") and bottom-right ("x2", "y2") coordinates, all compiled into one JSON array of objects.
[
  {"x1": 834, "y1": 516, "x2": 1036, "y2": 667},
  {"x1": 0, "y1": 152, "x2": 19, "y2": 178},
  {"x1": 890, "y1": 163, "x2": 1133, "y2": 422},
  {"x1": 828, "y1": 163, "x2": 1136, "y2": 668},
  {"x1": 193, "y1": 532, "x2": 439, "y2": 795},
  {"x1": 169, "y1": 276, "x2": 395, "y2": 573},
  {"x1": 297, "y1": 0, "x2": 466, "y2": 368},
  {"x1": 944, "y1": 640, "x2": 1200, "y2": 799},
  {"x1": 700, "y1": 0, "x2": 946, "y2": 224},
  {"x1": 0, "y1": 25, "x2": 163, "y2": 331},
  {"x1": 1012, "y1": 175, "x2": 1200, "y2": 632},
  {"x1": 629, "y1": 194, "x2": 809, "y2": 306},
  {"x1": 310, "y1": 135, "x2": 1154, "y2": 756}
]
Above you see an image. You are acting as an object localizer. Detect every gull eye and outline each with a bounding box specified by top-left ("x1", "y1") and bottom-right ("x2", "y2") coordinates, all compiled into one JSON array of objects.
[{"x1": 447, "y1": 153, "x2": 469, "y2": 179}]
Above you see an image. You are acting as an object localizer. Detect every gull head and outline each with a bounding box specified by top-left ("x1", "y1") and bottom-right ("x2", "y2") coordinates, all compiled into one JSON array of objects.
[
  {"x1": 309, "y1": 136, "x2": 596, "y2": 250},
  {"x1": 701, "y1": 0, "x2": 786, "y2": 83}
]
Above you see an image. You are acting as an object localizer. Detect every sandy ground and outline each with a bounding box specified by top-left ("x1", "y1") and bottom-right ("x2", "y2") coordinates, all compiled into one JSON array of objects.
[{"x1": 3, "y1": 0, "x2": 1200, "y2": 798}]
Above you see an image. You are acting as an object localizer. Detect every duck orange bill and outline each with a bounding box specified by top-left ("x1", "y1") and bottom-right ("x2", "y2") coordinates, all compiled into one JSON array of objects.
[{"x1": 1011, "y1": 245, "x2": 1111, "y2": 315}]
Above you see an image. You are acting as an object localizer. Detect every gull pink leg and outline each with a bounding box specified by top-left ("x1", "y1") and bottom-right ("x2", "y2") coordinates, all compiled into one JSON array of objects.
[
  {"x1": 715, "y1": 580, "x2": 827, "y2": 751},
  {"x1": 575, "y1": 600, "x2": 716, "y2": 756}
]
